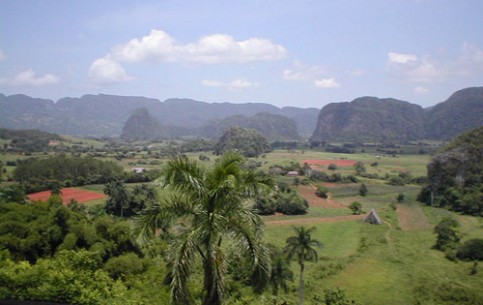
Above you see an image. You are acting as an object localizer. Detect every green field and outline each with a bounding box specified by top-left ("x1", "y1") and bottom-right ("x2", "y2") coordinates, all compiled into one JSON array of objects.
[
  {"x1": 2, "y1": 146, "x2": 482, "y2": 304},
  {"x1": 256, "y1": 150, "x2": 483, "y2": 305}
]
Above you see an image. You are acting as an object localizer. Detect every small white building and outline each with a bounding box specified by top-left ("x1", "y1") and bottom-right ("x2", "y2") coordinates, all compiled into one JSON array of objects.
[{"x1": 132, "y1": 167, "x2": 146, "y2": 174}]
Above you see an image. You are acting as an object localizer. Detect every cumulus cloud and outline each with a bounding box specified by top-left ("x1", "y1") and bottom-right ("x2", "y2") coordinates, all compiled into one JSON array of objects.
[
  {"x1": 414, "y1": 86, "x2": 430, "y2": 94},
  {"x1": 88, "y1": 56, "x2": 133, "y2": 84},
  {"x1": 314, "y1": 78, "x2": 340, "y2": 89},
  {"x1": 388, "y1": 52, "x2": 418, "y2": 64},
  {"x1": 110, "y1": 29, "x2": 287, "y2": 64},
  {"x1": 89, "y1": 29, "x2": 286, "y2": 84},
  {"x1": 387, "y1": 43, "x2": 483, "y2": 83},
  {"x1": 283, "y1": 61, "x2": 326, "y2": 81},
  {"x1": 0, "y1": 69, "x2": 59, "y2": 86},
  {"x1": 202, "y1": 78, "x2": 259, "y2": 91},
  {"x1": 0, "y1": 49, "x2": 5, "y2": 61}
]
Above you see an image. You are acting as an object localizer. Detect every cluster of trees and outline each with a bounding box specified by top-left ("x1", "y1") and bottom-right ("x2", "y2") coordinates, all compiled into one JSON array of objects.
[
  {"x1": 254, "y1": 182, "x2": 309, "y2": 215},
  {"x1": 214, "y1": 127, "x2": 271, "y2": 157},
  {"x1": 0, "y1": 128, "x2": 63, "y2": 152},
  {"x1": 433, "y1": 217, "x2": 483, "y2": 262},
  {"x1": 104, "y1": 180, "x2": 157, "y2": 217},
  {"x1": 13, "y1": 154, "x2": 123, "y2": 192},
  {"x1": 419, "y1": 127, "x2": 482, "y2": 216}
]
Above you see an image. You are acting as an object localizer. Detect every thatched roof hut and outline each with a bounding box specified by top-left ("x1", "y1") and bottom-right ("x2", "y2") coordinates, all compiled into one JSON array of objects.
[{"x1": 363, "y1": 209, "x2": 382, "y2": 225}]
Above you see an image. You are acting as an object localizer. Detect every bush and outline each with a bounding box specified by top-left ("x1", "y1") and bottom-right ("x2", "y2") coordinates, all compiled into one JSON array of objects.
[
  {"x1": 276, "y1": 192, "x2": 308, "y2": 215},
  {"x1": 433, "y1": 217, "x2": 460, "y2": 251},
  {"x1": 359, "y1": 183, "x2": 368, "y2": 196},
  {"x1": 315, "y1": 186, "x2": 329, "y2": 198},
  {"x1": 254, "y1": 195, "x2": 278, "y2": 215},
  {"x1": 348, "y1": 201, "x2": 363, "y2": 215},
  {"x1": 328, "y1": 163, "x2": 338, "y2": 171},
  {"x1": 456, "y1": 239, "x2": 483, "y2": 261}
]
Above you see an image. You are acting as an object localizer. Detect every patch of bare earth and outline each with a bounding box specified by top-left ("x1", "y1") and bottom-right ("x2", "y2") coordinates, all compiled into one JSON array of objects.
[
  {"x1": 265, "y1": 214, "x2": 365, "y2": 226},
  {"x1": 27, "y1": 188, "x2": 107, "y2": 205},
  {"x1": 396, "y1": 204, "x2": 431, "y2": 231},
  {"x1": 296, "y1": 185, "x2": 346, "y2": 209}
]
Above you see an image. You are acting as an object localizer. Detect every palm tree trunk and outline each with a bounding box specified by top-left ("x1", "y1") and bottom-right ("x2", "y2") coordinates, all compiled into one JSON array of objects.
[
  {"x1": 203, "y1": 257, "x2": 221, "y2": 305},
  {"x1": 299, "y1": 262, "x2": 304, "y2": 305}
]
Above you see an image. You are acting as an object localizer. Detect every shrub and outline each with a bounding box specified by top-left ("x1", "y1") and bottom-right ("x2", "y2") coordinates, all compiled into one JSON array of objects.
[
  {"x1": 456, "y1": 239, "x2": 483, "y2": 261},
  {"x1": 315, "y1": 186, "x2": 329, "y2": 198},
  {"x1": 359, "y1": 183, "x2": 368, "y2": 196},
  {"x1": 433, "y1": 217, "x2": 460, "y2": 251},
  {"x1": 276, "y1": 192, "x2": 308, "y2": 215},
  {"x1": 328, "y1": 163, "x2": 338, "y2": 171},
  {"x1": 254, "y1": 196, "x2": 278, "y2": 215},
  {"x1": 348, "y1": 201, "x2": 363, "y2": 215}
]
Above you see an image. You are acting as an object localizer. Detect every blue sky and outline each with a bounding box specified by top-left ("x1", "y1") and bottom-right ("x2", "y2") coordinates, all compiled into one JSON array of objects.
[{"x1": 1, "y1": 0, "x2": 482, "y2": 108}]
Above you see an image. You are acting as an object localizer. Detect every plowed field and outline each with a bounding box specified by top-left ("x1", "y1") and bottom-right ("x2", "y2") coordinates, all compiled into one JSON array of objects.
[
  {"x1": 303, "y1": 159, "x2": 357, "y2": 167},
  {"x1": 27, "y1": 188, "x2": 106, "y2": 205}
]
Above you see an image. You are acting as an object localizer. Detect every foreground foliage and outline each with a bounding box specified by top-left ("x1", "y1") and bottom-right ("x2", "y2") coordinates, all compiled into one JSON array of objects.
[
  {"x1": 419, "y1": 126, "x2": 483, "y2": 216},
  {"x1": 136, "y1": 153, "x2": 273, "y2": 305}
]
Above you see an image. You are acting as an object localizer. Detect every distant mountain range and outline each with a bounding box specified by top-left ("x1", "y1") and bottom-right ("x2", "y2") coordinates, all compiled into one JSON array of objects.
[
  {"x1": 311, "y1": 87, "x2": 483, "y2": 142},
  {"x1": 1, "y1": 86, "x2": 482, "y2": 142},
  {"x1": 0, "y1": 94, "x2": 318, "y2": 138}
]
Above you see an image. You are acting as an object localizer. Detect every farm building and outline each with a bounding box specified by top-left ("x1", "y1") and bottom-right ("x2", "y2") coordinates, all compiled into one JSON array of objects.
[{"x1": 364, "y1": 209, "x2": 382, "y2": 225}]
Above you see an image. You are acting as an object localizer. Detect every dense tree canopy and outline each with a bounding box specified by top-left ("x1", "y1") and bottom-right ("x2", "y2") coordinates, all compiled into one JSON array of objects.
[
  {"x1": 214, "y1": 127, "x2": 270, "y2": 157},
  {"x1": 14, "y1": 154, "x2": 123, "y2": 192},
  {"x1": 419, "y1": 127, "x2": 483, "y2": 216},
  {"x1": 136, "y1": 153, "x2": 273, "y2": 305}
]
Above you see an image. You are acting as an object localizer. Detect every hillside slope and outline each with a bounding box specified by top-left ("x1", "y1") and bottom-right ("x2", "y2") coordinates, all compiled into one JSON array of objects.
[
  {"x1": 199, "y1": 112, "x2": 300, "y2": 141},
  {"x1": 311, "y1": 97, "x2": 426, "y2": 142},
  {"x1": 425, "y1": 87, "x2": 483, "y2": 139}
]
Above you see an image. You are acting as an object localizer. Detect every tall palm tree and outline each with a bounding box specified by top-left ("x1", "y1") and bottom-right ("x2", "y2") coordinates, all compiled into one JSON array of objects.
[
  {"x1": 284, "y1": 226, "x2": 322, "y2": 305},
  {"x1": 104, "y1": 179, "x2": 129, "y2": 217},
  {"x1": 136, "y1": 153, "x2": 273, "y2": 305}
]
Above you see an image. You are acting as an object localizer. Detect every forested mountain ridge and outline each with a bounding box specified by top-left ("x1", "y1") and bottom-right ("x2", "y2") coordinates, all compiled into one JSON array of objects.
[
  {"x1": 120, "y1": 108, "x2": 166, "y2": 141},
  {"x1": 311, "y1": 97, "x2": 426, "y2": 142},
  {"x1": 0, "y1": 94, "x2": 317, "y2": 138},
  {"x1": 311, "y1": 87, "x2": 483, "y2": 142},
  {"x1": 425, "y1": 87, "x2": 483, "y2": 140},
  {"x1": 1, "y1": 87, "x2": 482, "y2": 141},
  {"x1": 198, "y1": 112, "x2": 300, "y2": 141}
]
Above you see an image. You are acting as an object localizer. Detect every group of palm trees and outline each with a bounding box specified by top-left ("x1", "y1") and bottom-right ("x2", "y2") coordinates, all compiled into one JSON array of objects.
[{"x1": 131, "y1": 153, "x2": 322, "y2": 305}]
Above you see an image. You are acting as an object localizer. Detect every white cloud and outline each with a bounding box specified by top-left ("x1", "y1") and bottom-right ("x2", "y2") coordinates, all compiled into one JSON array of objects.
[
  {"x1": 0, "y1": 69, "x2": 59, "y2": 86},
  {"x1": 348, "y1": 69, "x2": 365, "y2": 76},
  {"x1": 0, "y1": 49, "x2": 5, "y2": 61},
  {"x1": 388, "y1": 43, "x2": 483, "y2": 83},
  {"x1": 283, "y1": 61, "x2": 326, "y2": 81},
  {"x1": 414, "y1": 86, "x2": 430, "y2": 94},
  {"x1": 110, "y1": 29, "x2": 287, "y2": 64},
  {"x1": 314, "y1": 78, "x2": 340, "y2": 88},
  {"x1": 388, "y1": 52, "x2": 418, "y2": 64},
  {"x1": 88, "y1": 56, "x2": 133, "y2": 84},
  {"x1": 202, "y1": 78, "x2": 259, "y2": 91}
]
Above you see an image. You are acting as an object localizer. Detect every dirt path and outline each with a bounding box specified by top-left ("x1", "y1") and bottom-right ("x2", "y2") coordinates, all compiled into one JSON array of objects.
[
  {"x1": 396, "y1": 203, "x2": 431, "y2": 231},
  {"x1": 265, "y1": 214, "x2": 365, "y2": 226}
]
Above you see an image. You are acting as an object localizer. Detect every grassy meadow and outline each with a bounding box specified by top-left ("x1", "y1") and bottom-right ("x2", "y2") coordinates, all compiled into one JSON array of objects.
[
  {"x1": 2, "y1": 146, "x2": 482, "y2": 304},
  {"x1": 257, "y1": 149, "x2": 483, "y2": 305}
]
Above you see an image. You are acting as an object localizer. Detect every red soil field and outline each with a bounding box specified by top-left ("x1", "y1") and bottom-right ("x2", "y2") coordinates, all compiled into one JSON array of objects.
[
  {"x1": 303, "y1": 159, "x2": 357, "y2": 167},
  {"x1": 27, "y1": 188, "x2": 107, "y2": 205},
  {"x1": 296, "y1": 185, "x2": 346, "y2": 209}
]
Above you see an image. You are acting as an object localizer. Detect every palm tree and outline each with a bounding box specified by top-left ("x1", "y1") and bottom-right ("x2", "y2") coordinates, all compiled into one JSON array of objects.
[
  {"x1": 268, "y1": 246, "x2": 293, "y2": 295},
  {"x1": 131, "y1": 184, "x2": 157, "y2": 213},
  {"x1": 136, "y1": 153, "x2": 273, "y2": 305},
  {"x1": 284, "y1": 226, "x2": 322, "y2": 305},
  {"x1": 104, "y1": 179, "x2": 129, "y2": 217}
]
